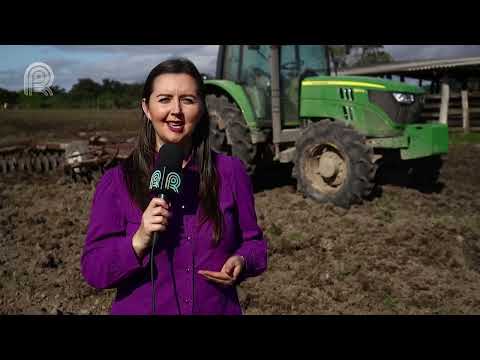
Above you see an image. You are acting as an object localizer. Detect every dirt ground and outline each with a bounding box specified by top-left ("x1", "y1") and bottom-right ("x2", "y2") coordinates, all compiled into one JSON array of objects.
[{"x1": 1, "y1": 144, "x2": 480, "y2": 315}]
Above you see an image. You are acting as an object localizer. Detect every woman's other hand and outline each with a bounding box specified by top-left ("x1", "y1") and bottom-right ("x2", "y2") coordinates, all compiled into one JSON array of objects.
[{"x1": 198, "y1": 255, "x2": 245, "y2": 286}]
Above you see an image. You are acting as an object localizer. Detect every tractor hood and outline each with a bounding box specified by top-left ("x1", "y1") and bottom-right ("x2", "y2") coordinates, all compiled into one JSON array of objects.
[{"x1": 302, "y1": 75, "x2": 425, "y2": 94}]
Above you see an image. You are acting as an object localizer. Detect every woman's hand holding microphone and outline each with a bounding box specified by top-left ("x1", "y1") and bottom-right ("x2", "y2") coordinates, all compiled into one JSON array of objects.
[{"x1": 132, "y1": 198, "x2": 171, "y2": 258}]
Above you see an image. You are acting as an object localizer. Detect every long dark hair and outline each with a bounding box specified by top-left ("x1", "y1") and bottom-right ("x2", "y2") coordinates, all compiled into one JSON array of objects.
[{"x1": 121, "y1": 58, "x2": 223, "y2": 245}]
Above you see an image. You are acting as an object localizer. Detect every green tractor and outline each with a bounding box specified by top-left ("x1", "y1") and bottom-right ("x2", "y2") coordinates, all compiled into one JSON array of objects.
[{"x1": 204, "y1": 45, "x2": 448, "y2": 208}]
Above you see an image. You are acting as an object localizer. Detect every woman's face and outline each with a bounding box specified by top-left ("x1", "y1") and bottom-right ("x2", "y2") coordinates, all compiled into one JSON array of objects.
[{"x1": 142, "y1": 73, "x2": 203, "y2": 151}]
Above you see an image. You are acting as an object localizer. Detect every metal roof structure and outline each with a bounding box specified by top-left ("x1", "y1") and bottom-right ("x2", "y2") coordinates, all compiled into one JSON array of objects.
[{"x1": 337, "y1": 56, "x2": 480, "y2": 80}]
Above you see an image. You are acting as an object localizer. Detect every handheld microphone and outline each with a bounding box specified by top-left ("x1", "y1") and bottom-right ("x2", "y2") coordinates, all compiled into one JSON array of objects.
[
  {"x1": 148, "y1": 143, "x2": 184, "y2": 315},
  {"x1": 149, "y1": 143, "x2": 184, "y2": 202}
]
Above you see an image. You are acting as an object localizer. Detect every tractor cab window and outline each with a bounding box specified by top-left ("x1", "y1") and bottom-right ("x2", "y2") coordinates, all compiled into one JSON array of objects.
[
  {"x1": 280, "y1": 45, "x2": 301, "y2": 124},
  {"x1": 280, "y1": 45, "x2": 329, "y2": 123},
  {"x1": 299, "y1": 45, "x2": 329, "y2": 75},
  {"x1": 223, "y1": 45, "x2": 241, "y2": 82},
  {"x1": 240, "y1": 45, "x2": 272, "y2": 120}
]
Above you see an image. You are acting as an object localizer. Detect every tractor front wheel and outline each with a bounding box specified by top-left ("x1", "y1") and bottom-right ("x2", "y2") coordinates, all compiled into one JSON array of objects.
[{"x1": 294, "y1": 121, "x2": 376, "y2": 208}]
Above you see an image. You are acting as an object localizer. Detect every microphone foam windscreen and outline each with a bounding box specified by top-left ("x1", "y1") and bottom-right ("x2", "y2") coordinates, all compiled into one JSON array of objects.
[{"x1": 155, "y1": 143, "x2": 184, "y2": 171}]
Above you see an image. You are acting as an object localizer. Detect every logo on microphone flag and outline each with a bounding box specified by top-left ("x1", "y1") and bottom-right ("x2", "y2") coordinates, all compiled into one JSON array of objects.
[{"x1": 149, "y1": 167, "x2": 181, "y2": 193}]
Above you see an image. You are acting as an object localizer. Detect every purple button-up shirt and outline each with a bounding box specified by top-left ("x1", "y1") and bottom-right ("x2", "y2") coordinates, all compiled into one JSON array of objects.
[{"x1": 81, "y1": 152, "x2": 267, "y2": 315}]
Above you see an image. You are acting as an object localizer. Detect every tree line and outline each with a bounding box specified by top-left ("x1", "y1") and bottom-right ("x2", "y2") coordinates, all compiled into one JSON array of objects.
[
  {"x1": 329, "y1": 45, "x2": 393, "y2": 74},
  {"x1": 0, "y1": 78, "x2": 144, "y2": 110}
]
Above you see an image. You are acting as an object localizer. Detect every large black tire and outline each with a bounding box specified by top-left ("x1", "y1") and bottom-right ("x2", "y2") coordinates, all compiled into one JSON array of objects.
[
  {"x1": 294, "y1": 121, "x2": 376, "y2": 208},
  {"x1": 206, "y1": 94, "x2": 257, "y2": 175}
]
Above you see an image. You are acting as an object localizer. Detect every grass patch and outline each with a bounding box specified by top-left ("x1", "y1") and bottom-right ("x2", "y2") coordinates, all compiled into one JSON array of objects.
[
  {"x1": 449, "y1": 131, "x2": 480, "y2": 145},
  {"x1": 287, "y1": 232, "x2": 304, "y2": 243},
  {"x1": 269, "y1": 223, "x2": 283, "y2": 236},
  {"x1": 383, "y1": 293, "x2": 399, "y2": 312}
]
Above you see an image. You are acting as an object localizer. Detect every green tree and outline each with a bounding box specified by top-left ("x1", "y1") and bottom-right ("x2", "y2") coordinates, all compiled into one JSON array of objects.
[
  {"x1": 328, "y1": 45, "x2": 349, "y2": 74},
  {"x1": 329, "y1": 45, "x2": 394, "y2": 70},
  {"x1": 0, "y1": 88, "x2": 18, "y2": 107},
  {"x1": 16, "y1": 91, "x2": 43, "y2": 109},
  {"x1": 69, "y1": 78, "x2": 102, "y2": 108},
  {"x1": 352, "y1": 45, "x2": 393, "y2": 66}
]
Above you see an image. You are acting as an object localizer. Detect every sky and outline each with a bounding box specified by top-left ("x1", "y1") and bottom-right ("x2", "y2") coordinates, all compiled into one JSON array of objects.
[{"x1": 1, "y1": 45, "x2": 480, "y2": 91}]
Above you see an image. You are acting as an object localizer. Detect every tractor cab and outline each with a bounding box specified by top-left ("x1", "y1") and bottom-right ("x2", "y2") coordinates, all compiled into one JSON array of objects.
[{"x1": 214, "y1": 45, "x2": 330, "y2": 128}]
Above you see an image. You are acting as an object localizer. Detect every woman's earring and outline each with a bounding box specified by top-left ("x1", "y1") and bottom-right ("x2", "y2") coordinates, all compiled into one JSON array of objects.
[{"x1": 142, "y1": 99, "x2": 151, "y2": 120}]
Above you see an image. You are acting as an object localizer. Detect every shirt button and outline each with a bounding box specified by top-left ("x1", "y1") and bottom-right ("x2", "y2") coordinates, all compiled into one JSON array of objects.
[{"x1": 186, "y1": 267, "x2": 190, "y2": 273}]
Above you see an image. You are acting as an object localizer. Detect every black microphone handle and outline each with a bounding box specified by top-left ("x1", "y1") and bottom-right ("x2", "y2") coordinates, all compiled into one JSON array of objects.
[
  {"x1": 151, "y1": 232, "x2": 159, "y2": 314},
  {"x1": 151, "y1": 192, "x2": 167, "y2": 315},
  {"x1": 151, "y1": 192, "x2": 167, "y2": 249}
]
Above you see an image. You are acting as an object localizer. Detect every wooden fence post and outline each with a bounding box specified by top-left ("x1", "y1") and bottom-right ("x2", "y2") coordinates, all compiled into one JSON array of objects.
[
  {"x1": 461, "y1": 89, "x2": 470, "y2": 133},
  {"x1": 439, "y1": 81, "x2": 450, "y2": 125}
]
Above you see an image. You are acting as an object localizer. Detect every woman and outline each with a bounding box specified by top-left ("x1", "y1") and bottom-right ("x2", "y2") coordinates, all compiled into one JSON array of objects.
[{"x1": 81, "y1": 58, "x2": 267, "y2": 315}]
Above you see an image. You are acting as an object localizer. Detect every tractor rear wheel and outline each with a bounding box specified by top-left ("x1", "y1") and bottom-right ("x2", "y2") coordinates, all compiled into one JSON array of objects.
[
  {"x1": 294, "y1": 121, "x2": 376, "y2": 208},
  {"x1": 206, "y1": 94, "x2": 257, "y2": 175}
]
